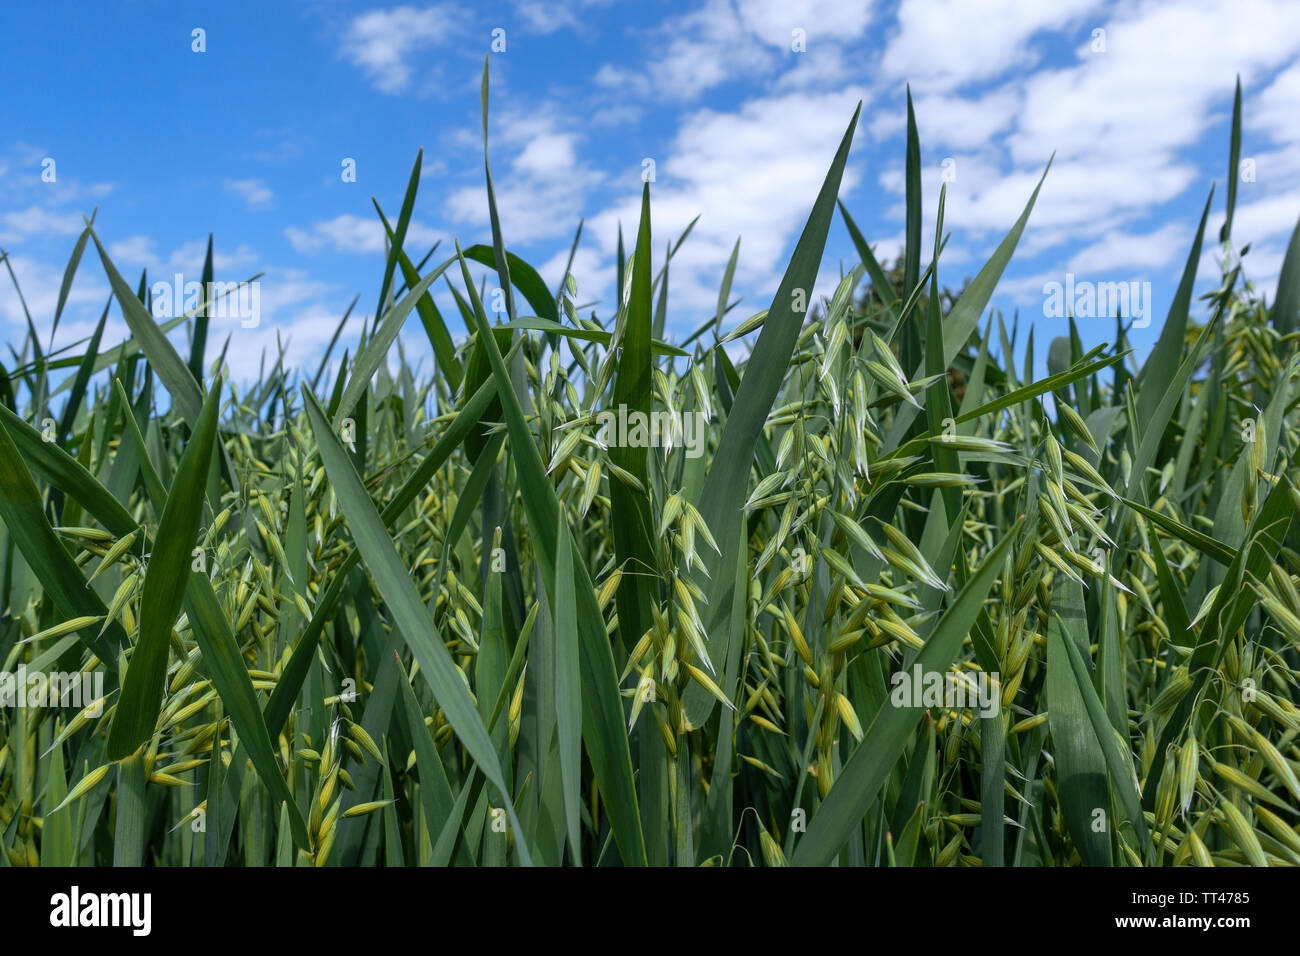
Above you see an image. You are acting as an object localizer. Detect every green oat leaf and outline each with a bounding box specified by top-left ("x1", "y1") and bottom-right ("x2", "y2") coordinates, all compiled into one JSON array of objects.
[
  {"x1": 1119, "y1": 496, "x2": 1236, "y2": 566},
  {"x1": 334, "y1": 260, "x2": 451, "y2": 425},
  {"x1": 90, "y1": 230, "x2": 204, "y2": 426},
  {"x1": 1220, "y1": 77, "x2": 1242, "y2": 244},
  {"x1": 1055, "y1": 604, "x2": 1151, "y2": 857},
  {"x1": 885, "y1": 158, "x2": 1053, "y2": 449},
  {"x1": 108, "y1": 377, "x2": 222, "y2": 760},
  {"x1": 455, "y1": 242, "x2": 647, "y2": 866},
  {"x1": 187, "y1": 234, "x2": 214, "y2": 381},
  {"x1": 607, "y1": 184, "x2": 661, "y2": 659},
  {"x1": 791, "y1": 521, "x2": 1020, "y2": 865},
  {"x1": 373, "y1": 148, "x2": 423, "y2": 331},
  {"x1": 0, "y1": 414, "x2": 125, "y2": 662},
  {"x1": 302, "y1": 385, "x2": 532, "y2": 864},
  {"x1": 839, "y1": 199, "x2": 899, "y2": 312},
  {"x1": 378, "y1": 205, "x2": 463, "y2": 391},
  {"x1": 1046, "y1": 574, "x2": 1112, "y2": 866},
  {"x1": 462, "y1": 245, "x2": 560, "y2": 324},
  {"x1": 684, "y1": 101, "x2": 861, "y2": 729},
  {"x1": 1136, "y1": 188, "x2": 1213, "y2": 428},
  {"x1": 1274, "y1": 212, "x2": 1300, "y2": 335},
  {"x1": 498, "y1": 315, "x2": 689, "y2": 356},
  {"x1": 264, "y1": 340, "x2": 522, "y2": 738},
  {"x1": 554, "y1": 505, "x2": 584, "y2": 863}
]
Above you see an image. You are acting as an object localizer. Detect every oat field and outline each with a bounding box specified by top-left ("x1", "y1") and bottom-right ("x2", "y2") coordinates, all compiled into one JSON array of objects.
[{"x1": 1, "y1": 67, "x2": 1298, "y2": 867}]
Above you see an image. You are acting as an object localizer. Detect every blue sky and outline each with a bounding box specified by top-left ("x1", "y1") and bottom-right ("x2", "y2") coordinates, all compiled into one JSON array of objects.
[{"x1": 2, "y1": 0, "x2": 1298, "y2": 384}]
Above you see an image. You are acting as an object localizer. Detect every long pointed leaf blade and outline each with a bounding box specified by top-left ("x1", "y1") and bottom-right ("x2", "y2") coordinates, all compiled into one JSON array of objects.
[
  {"x1": 107, "y1": 377, "x2": 222, "y2": 759},
  {"x1": 791, "y1": 521, "x2": 1021, "y2": 865},
  {"x1": 684, "y1": 102, "x2": 862, "y2": 728},
  {"x1": 455, "y1": 242, "x2": 647, "y2": 866},
  {"x1": 301, "y1": 385, "x2": 531, "y2": 864}
]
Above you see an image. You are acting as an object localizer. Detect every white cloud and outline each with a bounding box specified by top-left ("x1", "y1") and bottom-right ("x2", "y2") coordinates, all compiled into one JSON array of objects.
[
  {"x1": 340, "y1": 5, "x2": 468, "y2": 94},
  {"x1": 106, "y1": 237, "x2": 259, "y2": 274},
  {"x1": 588, "y1": 105, "x2": 642, "y2": 128},
  {"x1": 172, "y1": 240, "x2": 260, "y2": 274},
  {"x1": 0, "y1": 205, "x2": 84, "y2": 243},
  {"x1": 875, "y1": 149, "x2": 1155, "y2": 256},
  {"x1": 1068, "y1": 222, "x2": 1189, "y2": 273},
  {"x1": 49, "y1": 314, "x2": 130, "y2": 353},
  {"x1": 538, "y1": 244, "x2": 609, "y2": 308},
  {"x1": 1226, "y1": 189, "x2": 1300, "y2": 245},
  {"x1": 513, "y1": 1, "x2": 583, "y2": 34},
  {"x1": 445, "y1": 110, "x2": 604, "y2": 244},
  {"x1": 218, "y1": 303, "x2": 356, "y2": 382},
  {"x1": 595, "y1": 0, "x2": 765, "y2": 100},
  {"x1": 849, "y1": 0, "x2": 1300, "y2": 313},
  {"x1": 105, "y1": 236, "x2": 156, "y2": 268},
  {"x1": 286, "y1": 214, "x2": 441, "y2": 255},
  {"x1": 224, "y1": 178, "x2": 273, "y2": 209},
  {"x1": 131, "y1": 265, "x2": 347, "y2": 381},
  {"x1": 1010, "y1": 0, "x2": 1300, "y2": 168},
  {"x1": 420, "y1": 159, "x2": 450, "y2": 179},
  {"x1": 991, "y1": 270, "x2": 1063, "y2": 309},
  {"x1": 776, "y1": 44, "x2": 857, "y2": 91},
  {"x1": 1237, "y1": 244, "x2": 1288, "y2": 292},
  {"x1": 1251, "y1": 61, "x2": 1300, "y2": 148},
  {"x1": 736, "y1": 0, "x2": 876, "y2": 47},
  {"x1": 881, "y1": 0, "x2": 1101, "y2": 93},
  {"x1": 0, "y1": 145, "x2": 115, "y2": 206},
  {"x1": 596, "y1": 0, "x2": 875, "y2": 100},
  {"x1": 581, "y1": 87, "x2": 867, "y2": 317},
  {"x1": 0, "y1": 254, "x2": 106, "y2": 329},
  {"x1": 870, "y1": 87, "x2": 1020, "y2": 151},
  {"x1": 257, "y1": 268, "x2": 337, "y2": 315}
]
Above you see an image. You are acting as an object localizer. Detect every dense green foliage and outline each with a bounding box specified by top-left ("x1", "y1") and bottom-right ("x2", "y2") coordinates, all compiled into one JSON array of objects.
[{"x1": 1, "y1": 69, "x2": 1299, "y2": 867}]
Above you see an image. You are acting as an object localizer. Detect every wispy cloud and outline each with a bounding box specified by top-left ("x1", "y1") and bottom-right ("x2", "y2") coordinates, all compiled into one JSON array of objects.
[
  {"x1": 339, "y1": 4, "x2": 470, "y2": 94},
  {"x1": 0, "y1": 205, "x2": 84, "y2": 244},
  {"x1": 881, "y1": 0, "x2": 1101, "y2": 93},
  {"x1": 596, "y1": 0, "x2": 876, "y2": 100},
  {"x1": 579, "y1": 86, "x2": 867, "y2": 317},
  {"x1": 446, "y1": 109, "x2": 605, "y2": 244},
  {"x1": 106, "y1": 237, "x2": 260, "y2": 275},
  {"x1": 286, "y1": 214, "x2": 441, "y2": 255},
  {"x1": 225, "y1": 178, "x2": 274, "y2": 210}
]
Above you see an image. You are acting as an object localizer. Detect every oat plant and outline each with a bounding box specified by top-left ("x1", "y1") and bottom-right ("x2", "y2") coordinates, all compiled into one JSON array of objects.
[{"x1": 1, "y1": 67, "x2": 1298, "y2": 867}]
